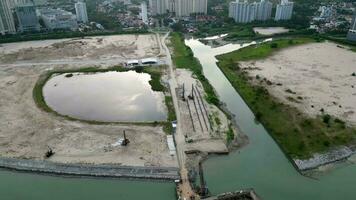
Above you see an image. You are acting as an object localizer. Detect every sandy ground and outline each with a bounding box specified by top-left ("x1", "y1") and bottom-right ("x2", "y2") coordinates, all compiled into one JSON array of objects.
[
  {"x1": 0, "y1": 35, "x2": 178, "y2": 168},
  {"x1": 253, "y1": 27, "x2": 289, "y2": 35},
  {"x1": 240, "y1": 42, "x2": 356, "y2": 125},
  {"x1": 0, "y1": 34, "x2": 160, "y2": 66},
  {"x1": 175, "y1": 69, "x2": 229, "y2": 152}
]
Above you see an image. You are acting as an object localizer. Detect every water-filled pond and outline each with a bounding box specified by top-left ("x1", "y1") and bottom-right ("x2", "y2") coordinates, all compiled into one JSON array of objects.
[{"x1": 43, "y1": 71, "x2": 167, "y2": 122}]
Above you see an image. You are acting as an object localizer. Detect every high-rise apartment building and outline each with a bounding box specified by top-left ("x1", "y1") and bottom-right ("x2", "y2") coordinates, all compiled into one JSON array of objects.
[
  {"x1": 347, "y1": 13, "x2": 356, "y2": 42},
  {"x1": 229, "y1": 0, "x2": 256, "y2": 23},
  {"x1": 149, "y1": 0, "x2": 207, "y2": 17},
  {"x1": 141, "y1": 1, "x2": 148, "y2": 24},
  {"x1": 255, "y1": 0, "x2": 272, "y2": 21},
  {"x1": 0, "y1": 0, "x2": 16, "y2": 35},
  {"x1": 75, "y1": 1, "x2": 88, "y2": 23},
  {"x1": 275, "y1": 0, "x2": 294, "y2": 21},
  {"x1": 40, "y1": 8, "x2": 78, "y2": 31},
  {"x1": 229, "y1": 0, "x2": 273, "y2": 23},
  {"x1": 175, "y1": 0, "x2": 207, "y2": 17},
  {"x1": 15, "y1": 3, "x2": 41, "y2": 32},
  {"x1": 149, "y1": 0, "x2": 169, "y2": 15}
]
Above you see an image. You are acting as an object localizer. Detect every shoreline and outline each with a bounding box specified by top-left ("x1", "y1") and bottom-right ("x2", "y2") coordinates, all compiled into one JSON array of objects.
[
  {"x1": 0, "y1": 157, "x2": 180, "y2": 181},
  {"x1": 214, "y1": 39, "x2": 356, "y2": 175},
  {"x1": 295, "y1": 146, "x2": 356, "y2": 171}
]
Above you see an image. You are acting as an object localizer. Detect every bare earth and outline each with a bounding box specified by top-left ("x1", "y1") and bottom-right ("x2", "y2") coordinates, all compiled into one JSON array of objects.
[
  {"x1": 240, "y1": 42, "x2": 356, "y2": 126},
  {"x1": 0, "y1": 34, "x2": 160, "y2": 67},
  {"x1": 0, "y1": 34, "x2": 178, "y2": 168},
  {"x1": 253, "y1": 27, "x2": 289, "y2": 35}
]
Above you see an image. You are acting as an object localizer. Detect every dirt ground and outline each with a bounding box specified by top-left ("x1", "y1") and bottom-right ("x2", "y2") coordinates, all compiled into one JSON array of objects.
[
  {"x1": 253, "y1": 27, "x2": 289, "y2": 35},
  {"x1": 175, "y1": 69, "x2": 229, "y2": 153},
  {"x1": 0, "y1": 34, "x2": 177, "y2": 168},
  {"x1": 240, "y1": 42, "x2": 356, "y2": 126},
  {"x1": 0, "y1": 34, "x2": 160, "y2": 67}
]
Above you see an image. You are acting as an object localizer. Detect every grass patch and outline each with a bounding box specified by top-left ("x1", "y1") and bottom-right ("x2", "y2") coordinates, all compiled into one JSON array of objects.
[
  {"x1": 170, "y1": 32, "x2": 219, "y2": 106},
  {"x1": 163, "y1": 96, "x2": 177, "y2": 134},
  {"x1": 226, "y1": 125, "x2": 235, "y2": 143},
  {"x1": 216, "y1": 38, "x2": 356, "y2": 159}
]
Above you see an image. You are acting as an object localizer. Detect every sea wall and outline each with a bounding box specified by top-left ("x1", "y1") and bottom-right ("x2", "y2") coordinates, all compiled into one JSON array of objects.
[
  {"x1": 0, "y1": 157, "x2": 180, "y2": 181},
  {"x1": 294, "y1": 146, "x2": 355, "y2": 171}
]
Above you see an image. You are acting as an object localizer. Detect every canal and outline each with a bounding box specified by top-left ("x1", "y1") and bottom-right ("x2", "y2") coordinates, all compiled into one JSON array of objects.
[
  {"x1": 1, "y1": 37, "x2": 356, "y2": 200},
  {"x1": 185, "y1": 38, "x2": 356, "y2": 200}
]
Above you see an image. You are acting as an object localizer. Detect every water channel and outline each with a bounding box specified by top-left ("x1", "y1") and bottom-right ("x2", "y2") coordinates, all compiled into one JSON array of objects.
[
  {"x1": 185, "y1": 38, "x2": 356, "y2": 200},
  {"x1": 1, "y1": 38, "x2": 356, "y2": 200},
  {"x1": 43, "y1": 71, "x2": 167, "y2": 122}
]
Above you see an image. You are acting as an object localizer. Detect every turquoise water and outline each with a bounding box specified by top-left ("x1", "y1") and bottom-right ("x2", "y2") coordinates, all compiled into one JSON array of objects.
[{"x1": 185, "y1": 38, "x2": 356, "y2": 200}]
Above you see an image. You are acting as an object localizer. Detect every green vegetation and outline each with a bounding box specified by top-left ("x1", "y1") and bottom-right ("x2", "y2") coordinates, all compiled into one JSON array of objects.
[
  {"x1": 226, "y1": 125, "x2": 235, "y2": 143},
  {"x1": 0, "y1": 30, "x2": 148, "y2": 44},
  {"x1": 163, "y1": 96, "x2": 177, "y2": 134},
  {"x1": 216, "y1": 38, "x2": 356, "y2": 159},
  {"x1": 170, "y1": 32, "x2": 219, "y2": 106}
]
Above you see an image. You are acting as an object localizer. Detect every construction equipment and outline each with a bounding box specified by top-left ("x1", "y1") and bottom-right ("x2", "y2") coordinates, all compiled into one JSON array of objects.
[
  {"x1": 122, "y1": 130, "x2": 130, "y2": 146},
  {"x1": 45, "y1": 146, "x2": 54, "y2": 158},
  {"x1": 188, "y1": 84, "x2": 194, "y2": 100},
  {"x1": 182, "y1": 83, "x2": 186, "y2": 101}
]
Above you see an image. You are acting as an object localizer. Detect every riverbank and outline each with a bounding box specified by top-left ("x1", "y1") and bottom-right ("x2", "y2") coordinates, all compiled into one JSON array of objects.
[
  {"x1": 0, "y1": 157, "x2": 179, "y2": 181},
  {"x1": 216, "y1": 38, "x2": 356, "y2": 165}
]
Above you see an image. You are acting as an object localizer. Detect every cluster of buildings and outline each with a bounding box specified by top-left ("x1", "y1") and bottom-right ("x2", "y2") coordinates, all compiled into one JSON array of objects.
[
  {"x1": 0, "y1": 0, "x2": 89, "y2": 35},
  {"x1": 309, "y1": 3, "x2": 354, "y2": 35},
  {"x1": 149, "y1": 0, "x2": 207, "y2": 17},
  {"x1": 229, "y1": 0, "x2": 294, "y2": 23}
]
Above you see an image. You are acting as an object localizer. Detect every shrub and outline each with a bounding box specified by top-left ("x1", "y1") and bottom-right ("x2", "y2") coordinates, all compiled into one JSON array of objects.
[
  {"x1": 322, "y1": 114, "x2": 331, "y2": 124},
  {"x1": 270, "y1": 43, "x2": 278, "y2": 48}
]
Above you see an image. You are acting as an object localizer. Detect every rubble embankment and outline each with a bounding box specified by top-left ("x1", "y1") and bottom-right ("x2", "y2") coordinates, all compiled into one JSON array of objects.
[{"x1": 0, "y1": 157, "x2": 180, "y2": 181}]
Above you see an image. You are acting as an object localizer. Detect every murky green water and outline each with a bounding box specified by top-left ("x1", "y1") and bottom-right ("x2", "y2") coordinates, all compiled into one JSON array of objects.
[
  {"x1": 43, "y1": 71, "x2": 167, "y2": 122},
  {"x1": 185, "y1": 38, "x2": 356, "y2": 200},
  {"x1": 0, "y1": 170, "x2": 176, "y2": 200}
]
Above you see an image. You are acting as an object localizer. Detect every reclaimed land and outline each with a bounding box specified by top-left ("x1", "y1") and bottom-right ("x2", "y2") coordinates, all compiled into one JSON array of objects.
[
  {"x1": 170, "y1": 32, "x2": 241, "y2": 144},
  {"x1": 33, "y1": 65, "x2": 176, "y2": 133},
  {"x1": 216, "y1": 38, "x2": 356, "y2": 160}
]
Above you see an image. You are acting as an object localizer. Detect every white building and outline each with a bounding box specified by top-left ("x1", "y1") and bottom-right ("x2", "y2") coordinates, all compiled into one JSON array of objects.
[
  {"x1": 15, "y1": 3, "x2": 41, "y2": 32},
  {"x1": 175, "y1": 0, "x2": 207, "y2": 17},
  {"x1": 40, "y1": 8, "x2": 78, "y2": 31},
  {"x1": 0, "y1": 0, "x2": 16, "y2": 35},
  {"x1": 149, "y1": 0, "x2": 169, "y2": 15},
  {"x1": 229, "y1": 0, "x2": 256, "y2": 23},
  {"x1": 229, "y1": 0, "x2": 272, "y2": 23},
  {"x1": 141, "y1": 2, "x2": 148, "y2": 24},
  {"x1": 75, "y1": 1, "x2": 88, "y2": 23},
  {"x1": 275, "y1": 0, "x2": 294, "y2": 21},
  {"x1": 347, "y1": 13, "x2": 356, "y2": 41},
  {"x1": 255, "y1": 0, "x2": 272, "y2": 21}
]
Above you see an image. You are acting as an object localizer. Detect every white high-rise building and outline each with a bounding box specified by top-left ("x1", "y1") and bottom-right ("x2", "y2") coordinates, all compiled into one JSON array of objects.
[
  {"x1": 75, "y1": 1, "x2": 88, "y2": 23},
  {"x1": 141, "y1": 2, "x2": 148, "y2": 24},
  {"x1": 149, "y1": 0, "x2": 170, "y2": 15},
  {"x1": 347, "y1": 13, "x2": 356, "y2": 41},
  {"x1": 255, "y1": 0, "x2": 272, "y2": 21},
  {"x1": 275, "y1": 0, "x2": 294, "y2": 21},
  {"x1": 229, "y1": 0, "x2": 256, "y2": 23},
  {"x1": 15, "y1": 3, "x2": 41, "y2": 32},
  {"x1": 175, "y1": 0, "x2": 207, "y2": 17},
  {"x1": 0, "y1": 0, "x2": 16, "y2": 35}
]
